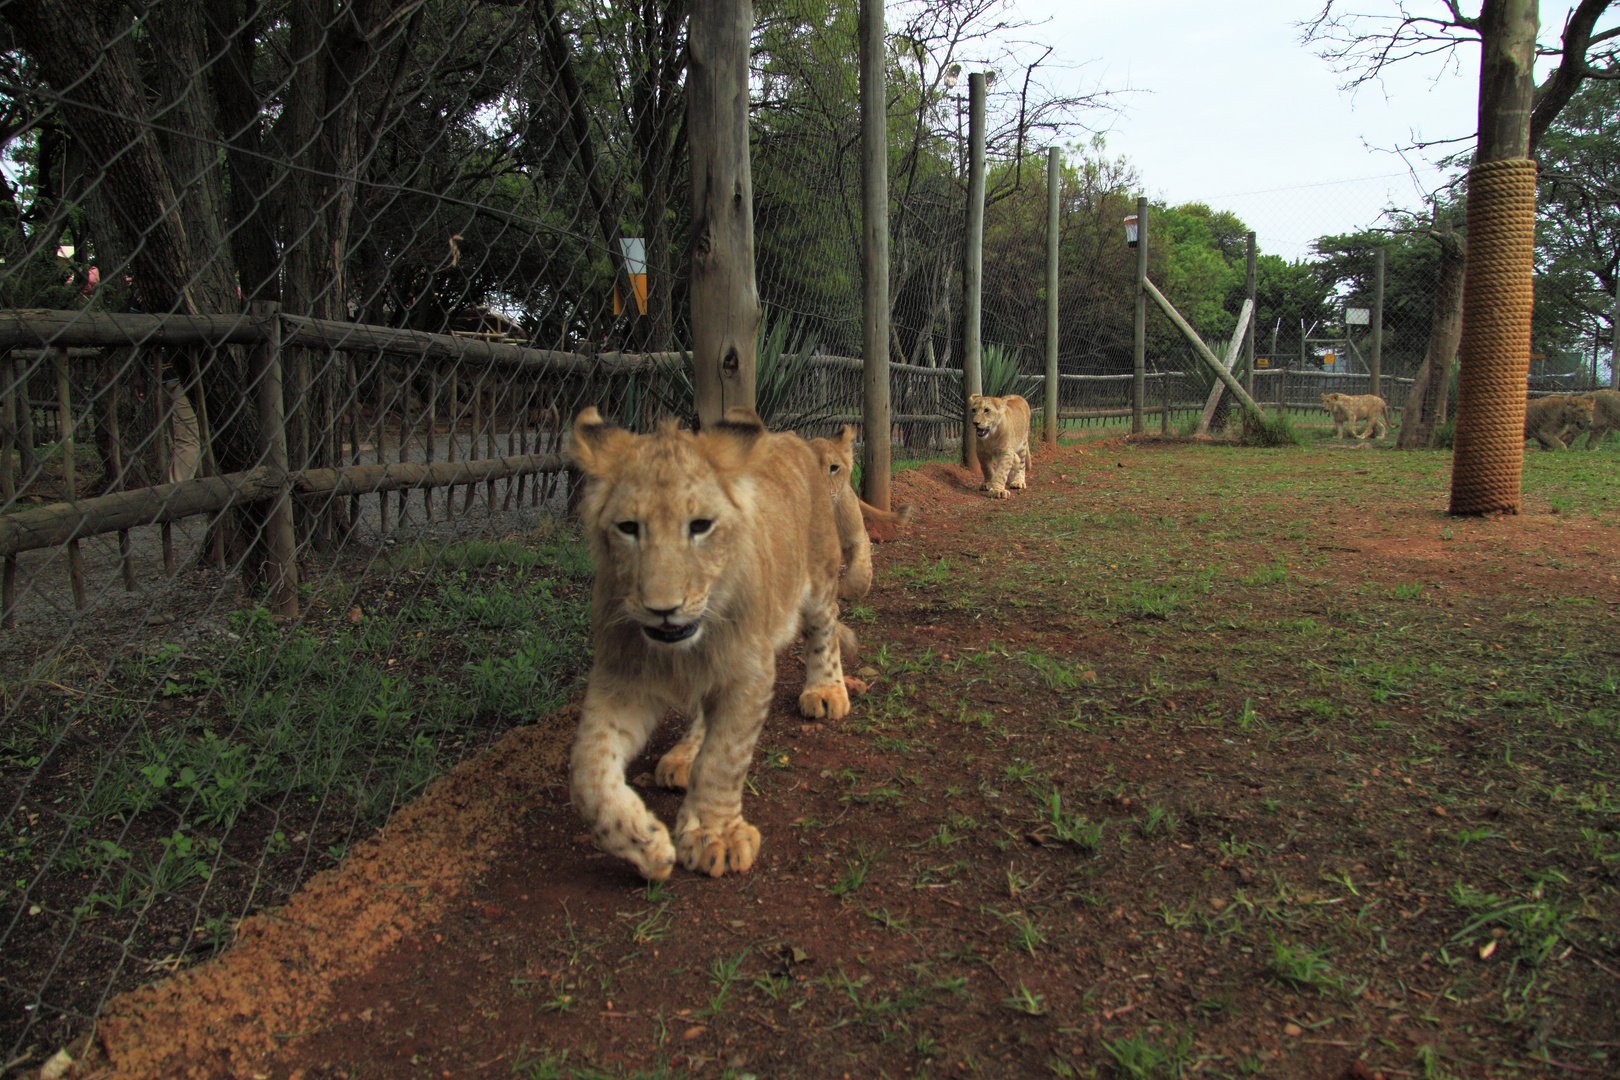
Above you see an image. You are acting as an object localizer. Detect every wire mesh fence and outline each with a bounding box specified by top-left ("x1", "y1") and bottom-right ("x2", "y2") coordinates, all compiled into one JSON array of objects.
[{"x1": 2, "y1": 1, "x2": 1617, "y2": 1067}]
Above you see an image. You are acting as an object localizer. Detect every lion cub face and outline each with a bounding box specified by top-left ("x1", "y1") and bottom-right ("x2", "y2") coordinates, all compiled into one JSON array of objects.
[
  {"x1": 571, "y1": 408, "x2": 762, "y2": 648},
  {"x1": 812, "y1": 426, "x2": 857, "y2": 504},
  {"x1": 969, "y1": 395, "x2": 1009, "y2": 439},
  {"x1": 1567, "y1": 396, "x2": 1596, "y2": 431}
]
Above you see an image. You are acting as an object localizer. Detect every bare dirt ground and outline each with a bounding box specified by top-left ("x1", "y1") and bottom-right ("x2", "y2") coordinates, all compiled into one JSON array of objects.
[{"x1": 68, "y1": 434, "x2": 1620, "y2": 1080}]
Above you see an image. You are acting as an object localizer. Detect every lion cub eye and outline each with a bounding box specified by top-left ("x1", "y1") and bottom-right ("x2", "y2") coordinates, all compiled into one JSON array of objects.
[
  {"x1": 615, "y1": 521, "x2": 639, "y2": 537},
  {"x1": 828, "y1": 463, "x2": 840, "y2": 473},
  {"x1": 688, "y1": 519, "x2": 714, "y2": 538}
]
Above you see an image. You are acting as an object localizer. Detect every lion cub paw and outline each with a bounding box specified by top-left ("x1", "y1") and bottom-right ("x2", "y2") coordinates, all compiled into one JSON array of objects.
[
  {"x1": 593, "y1": 815, "x2": 676, "y2": 881},
  {"x1": 987, "y1": 487, "x2": 1011, "y2": 500},
  {"x1": 799, "y1": 682, "x2": 851, "y2": 720},
  {"x1": 1009, "y1": 477, "x2": 1027, "y2": 490},
  {"x1": 675, "y1": 816, "x2": 761, "y2": 878},
  {"x1": 654, "y1": 745, "x2": 696, "y2": 790}
]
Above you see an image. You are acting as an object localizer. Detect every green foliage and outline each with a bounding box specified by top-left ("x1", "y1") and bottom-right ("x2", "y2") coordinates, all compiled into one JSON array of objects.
[
  {"x1": 1240, "y1": 408, "x2": 1304, "y2": 447},
  {"x1": 651, "y1": 311, "x2": 844, "y2": 431},
  {"x1": 980, "y1": 344, "x2": 1037, "y2": 400}
]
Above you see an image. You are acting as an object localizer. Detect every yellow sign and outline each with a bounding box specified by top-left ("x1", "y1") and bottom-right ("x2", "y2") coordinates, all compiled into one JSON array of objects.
[{"x1": 1256, "y1": 357, "x2": 1270, "y2": 369}]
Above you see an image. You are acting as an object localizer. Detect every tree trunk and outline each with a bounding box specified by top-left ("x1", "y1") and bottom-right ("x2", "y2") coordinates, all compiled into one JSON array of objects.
[{"x1": 1396, "y1": 220, "x2": 1466, "y2": 448}]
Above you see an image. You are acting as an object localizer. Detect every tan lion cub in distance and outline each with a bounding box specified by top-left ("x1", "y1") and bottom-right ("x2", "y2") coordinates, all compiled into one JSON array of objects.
[
  {"x1": 968, "y1": 393, "x2": 1032, "y2": 499},
  {"x1": 568, "y1": 407, "x2": 850, "y2": 880}
]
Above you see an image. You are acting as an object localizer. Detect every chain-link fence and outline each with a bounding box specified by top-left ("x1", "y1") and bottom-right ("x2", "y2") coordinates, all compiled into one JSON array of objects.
[{"x1": 3, "y1": 2, "x2": 1618, "y2": 1068}]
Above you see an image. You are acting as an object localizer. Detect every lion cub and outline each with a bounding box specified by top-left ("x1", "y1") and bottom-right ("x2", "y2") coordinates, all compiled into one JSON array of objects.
[
  {"x1": 968, "y1": 394, "x2": 1032, "y2": 498},
  {"x1": 1321, "y1": 393, "x2": 1388, "y2": 439},
  {"x1": 568, "y1": 407, "x2": 850, "y2": 880},
  {"x1": 1562, "y1": 389, "x2": 1618, "y2": 450},
  {"x1": 1524, "y1": 394, "x2": 1594, "y2": 450},
  {"x1": 810, "y1": 426, "x2": 912, "y2": 601}
]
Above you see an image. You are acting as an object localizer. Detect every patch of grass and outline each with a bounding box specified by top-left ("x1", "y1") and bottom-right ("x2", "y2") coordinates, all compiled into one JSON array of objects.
[
  {"x1": 1268, "y1": 937, "x2": 1340, "y2": 992},
  {"x1": 829, "y1": 845, "x2": 876, "y2": 897},
  {"x1": 1102, "y1": 1029, "x2": 1197, "y2": 1079}
]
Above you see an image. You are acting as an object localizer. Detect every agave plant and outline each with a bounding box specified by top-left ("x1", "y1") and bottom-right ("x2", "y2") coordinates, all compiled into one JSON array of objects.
[
  {"x1": 979, "y1": 344, "x2": 1037, "y2": 401},
  {"x1": 652, "y1": 310, "x2": 844, "y2": 431}
]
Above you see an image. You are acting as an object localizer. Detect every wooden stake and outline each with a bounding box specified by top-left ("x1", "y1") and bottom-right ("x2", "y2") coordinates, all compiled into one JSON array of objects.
[
  {"x1": 2, "y1": 351, "x2": 16, "y2": 627},
  {"x1": 1043, "y1": 146, "x2": 1061, "y2": 447},
  {"x1": 859, "y1": 0, "x2": 892, "y2": 508},
  {"x1": 688, "y1": 0, "x2": 762, "y2": 425},
  {"x1": 54, "y1": 349, "x2": 86, "y2": 609},
  {"x1": 153, "y1": 350, "x2": 174, "y2": 577},
  {"x1": 961, "y1": 73, "x2": 986, "y2": 468},
  {"x1": 252, "y1": 301, "x2": 299, "y2": 618},
  {"x1": 105, "y1": 354, "x2": 135, "y2": 589},
  {"x1": 466, "y1": 375, "x2": 482, "y2": 514},
  {"x1": 1144, "y1": 280, "x2": 1265, "y2": 421},
  {"x1": 424, "y1": 363, "x2": 437, "y2": 521}
]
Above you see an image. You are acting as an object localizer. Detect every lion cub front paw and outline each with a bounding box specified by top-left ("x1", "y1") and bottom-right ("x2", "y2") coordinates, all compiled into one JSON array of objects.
[
  {"x1": 799, "y1": 681, "x2": 851, "y2": 720},
  {"x1": 1009, "y1": 477, "x2": 1027, "y2": 490},
  {"x1": 593, "y1": 815, "x2": 676, "y2": 881},
  {"x1": 987, "y1": 487, "x2": 1011, "y2": 499},
  {"x1": 675, "y1": 817, "x2": 761, "y2": 878},
  {"x1": 654, "y1": 745, "x2": 696, "y2": 790}
]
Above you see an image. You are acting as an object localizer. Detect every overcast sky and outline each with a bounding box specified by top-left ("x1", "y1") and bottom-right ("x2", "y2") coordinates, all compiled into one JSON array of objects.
[{"x1": 1015, "y1": 1, "x2": 1614, "y2": 261}]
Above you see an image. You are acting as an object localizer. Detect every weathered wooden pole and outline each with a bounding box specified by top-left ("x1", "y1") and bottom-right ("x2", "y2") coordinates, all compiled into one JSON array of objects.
[
  {"x1": 1449, "y1": 0, "x2": 1538, "y2": 515},
  {"x1": 251, "y1": 301, "x2": 299, "y2": 619},
  {"x1": 961, "y1": 72, "x2": 987, "y2": 468},
  {"x1": 688, "y1": 0, "x2": 761, "y2": 426},
  {"x1": 859, "y1": 0, "x2": 891, "y2": 509},
  {"x1": 1132, "y1": 196, "x2": 1148, "y2": 433},
  {"x1": 1244, "y1": 231, "x2": 1257, "y2": 399},
  {"x1": 1, "y1": 351, "x2": 15, "y2": 627},
  {"x1": 153, "y1": 350, "x2": 174, "y2": 576},
  {"x1": 104, "y1": 355, "x2": 135, "y2": 589},
  {"x1": 1612, "y1": 271, "x2": 1619, "y2": 391},
  {"x1": 53, "y1": 349, "x2": 86, "y2": 608},
  {"x1": 1043, "y1": 147, "x2": 1061, "y2": 446},
  {"x1": 1371, "y1": 246, "x2": 1385, "y2": 401}
]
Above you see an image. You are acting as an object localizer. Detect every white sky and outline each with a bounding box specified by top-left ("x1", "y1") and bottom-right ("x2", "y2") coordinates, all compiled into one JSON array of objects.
[{"x1": 1015, "y1": 1, "x2": 1611, "y2": 261}]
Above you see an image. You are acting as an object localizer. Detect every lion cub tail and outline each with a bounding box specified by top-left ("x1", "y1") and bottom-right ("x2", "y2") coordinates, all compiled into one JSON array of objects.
[
  {"x1": 835, "y1": 621, "x2": 860, "y2": 661},
  {"x1": 858, "y1": 498, "x2": 913, "y2": 527}
]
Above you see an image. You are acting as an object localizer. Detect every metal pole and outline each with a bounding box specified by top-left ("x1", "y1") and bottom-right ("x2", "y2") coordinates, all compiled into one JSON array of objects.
[
  {"x1": 961, "y1": 72, "x2": 986, "y2": 468},
  {"x1": 1043, "y1": 147, "x2": 1060, "y2": 446},
  {"x1": 1244, "y1": 231, "x2": 1257, "y2": 399},
  {"x1": 1132, "y1": 196, "x2": 1148, "y2": 433},
  {"x1": 1371, "y1": 246, "x2": 1385, "y2": 400},
  {"x1": 859, "y1": 0, "x2": 891, "y2": 511},
  {"x1": 688, "y1": 0, "x2": 760, "y2": 426}
]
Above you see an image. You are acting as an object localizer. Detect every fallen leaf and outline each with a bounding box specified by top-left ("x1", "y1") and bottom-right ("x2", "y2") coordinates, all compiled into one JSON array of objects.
[
  {"x1": 1479, "y1": 940, "x2": 1497, "y2": 960},
  {"x1": 682, "y1": 1026, "x2": 707, "y2": 1040},
  {"x1": 1284, "y1": 1022, "x2": 1302, "y2": 1037}
]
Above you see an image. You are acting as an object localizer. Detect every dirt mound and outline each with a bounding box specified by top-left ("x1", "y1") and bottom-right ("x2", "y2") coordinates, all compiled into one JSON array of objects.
[{"x1": 80, "y1": 711, "x2": 576, "y2": 1080}]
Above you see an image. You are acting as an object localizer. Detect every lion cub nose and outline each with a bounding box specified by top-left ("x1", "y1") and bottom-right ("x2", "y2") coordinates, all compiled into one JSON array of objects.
[{"x1": 645, "y1": 602, "x2": 683, "y2": 618}]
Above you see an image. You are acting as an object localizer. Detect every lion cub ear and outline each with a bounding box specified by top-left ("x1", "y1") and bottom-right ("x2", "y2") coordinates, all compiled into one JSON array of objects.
[
  {"x1": 968, "y1": 395, "x2": 983, "y2": 406},
  {"x1": 832, "y1": 425, "x2": 855, "y2": 454},
  {"x1": 701, "y1": 407, "x2": 767, "y2": 470},
  {"x1": 570, "y1": 407, "x2": 633, "y2": 477}
]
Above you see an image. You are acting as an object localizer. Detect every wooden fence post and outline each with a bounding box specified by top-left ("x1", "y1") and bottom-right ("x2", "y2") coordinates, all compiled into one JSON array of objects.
[
  {"x1": 2, "y1": 351, "x2": 15, "y2": 627},
  {"x1": 1044, "y1": 146, "x2": 1060, "y2": 447},
  {"x1": 466, "y1": 374, "x2": 482, "y2": 514},
  {"x1": 860, "y1": 0, "x2": 891, "y2": 509},
  {"x1": 152, "y1": 350, "x2": 174, "y2": 576},
  {"x1": 1132, "y1": 196, "x2": 1148, "y2": 434},
  {"x1": 104, "y1": 354, "x2": 135, "y2": 589},
  {"x1": 1244, "y1": 232, "x2": 1257, "y2": 399},
  {"x1": 961, "y1": 72, "x2": 987, "y2": 468},
  {"x1": 252, "y1": 302, "x2": 299, "y2": 619},
  {"x1": 54, "y1": 349, "x2": 86, "y2": 609},
  {"x1": 1371, "y1": 246, "x2": 1384, "y2": 401},
  {"x1": 347, "y1": 352, "x2": 361, "y2": 534},
  {"x1": 1160, "y1": 370, "x2": 1171, "y2": 435},
  {"x1": 424, "y1": 363, "x2": 437, "y2": 521},
  {"x1": 688, "y1": 0, "x2": 761, "y2": 426},
  {"x1": 375, "y1": 352, "x2": 390, "y2": 533}
]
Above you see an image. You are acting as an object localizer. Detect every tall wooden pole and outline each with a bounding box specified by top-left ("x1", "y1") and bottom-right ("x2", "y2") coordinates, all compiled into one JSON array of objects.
[
  {"x1": 1371, "y1": 246, "x2": 1385, "y2": 400},
  {"x1": 688, "y1": 0, "x2": 760, "y2": 427},
  {"x1": 55, "y1": 350, "x2": 85, "y2": 609},
  {"x1": 859, "y1": 0, "x2": 891, "y2": 510},
  {"x1": 961, "y1": 72, "x2": 986, "y2": 468},
  {"x1": 1244, "y1": 231, "x2": 1257, "y2": 399},
  {"x1": 1, "y1": 352, "x2": 15, "y2": 628},
  {"x1": 252, "y1": 301, "x2": 299, "y2": 619},
  {"x1": 1043, "y1": 147, "x2": 1061, "y2": 447},
  {"x1": 1132, "y1": 196, "x2": 1148, "y2": 433},
  {"x1": 1612, "y1": 271, "x2": 1619, "y2": 391}
]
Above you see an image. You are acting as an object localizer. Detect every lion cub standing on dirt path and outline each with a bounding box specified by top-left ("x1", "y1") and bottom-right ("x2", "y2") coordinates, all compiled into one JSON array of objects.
[
  {"x1": 568, "y1": 407, "x2": 850, "y2": 880},
  {"x1": 1321, "y1": 393, "x2": 1388, "y2": 439},
  {"x1": 1562, "y1": 389, "x2": 1619, "y2": 450},
  {"x1": 968, "y1": 394, "x2": 1032, "y2": 498},
  {"x1": 810, "y1": 426, "x2": 912, "y2": 601},
  {"x1": 1524, "y1": 394, "x2": 1595, "y2": 450}
]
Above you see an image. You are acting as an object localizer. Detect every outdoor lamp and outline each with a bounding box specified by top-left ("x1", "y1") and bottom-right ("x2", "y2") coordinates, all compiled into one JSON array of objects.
[
  {"x1": 1123, "y1": 214, "x2": 1140, "y2": 248},
  {"x1": 944, "y1": 63, "x2": 961, "y2": 90}
]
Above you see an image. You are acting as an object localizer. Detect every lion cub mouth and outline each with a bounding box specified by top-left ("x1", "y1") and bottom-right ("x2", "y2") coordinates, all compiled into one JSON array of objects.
[
  {"x1": 974, "y1": 425, "x2": 991, "y2": 437},
  {"x1": 643, "y1": 621, "x2": 701, "y2": 645}
]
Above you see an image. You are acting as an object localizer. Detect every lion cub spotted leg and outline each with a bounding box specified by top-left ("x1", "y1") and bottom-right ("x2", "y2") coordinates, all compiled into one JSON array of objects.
[
  {"x1": 978, "y1": 446, "x2": 1013, "y2": 498},
  {"x1": 571, "y1": 687, "x2": 676, "y2": 880},
  {"x1": 674, "y1": 676, "x2": 772, "y2": 877},
  {"x1": 798, "y1": 589, "x2": 851, "y2": 720},
  {"x1": 1007, "y1": 445, "x2": 1031, "y2": 490},
  {"x1": 654, "y1": 707, "x2": 707, "y2": 790}
]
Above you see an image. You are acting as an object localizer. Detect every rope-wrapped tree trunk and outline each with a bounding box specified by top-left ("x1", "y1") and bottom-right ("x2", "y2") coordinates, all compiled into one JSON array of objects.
[{"x1": 1448, "y1": 0, "x2": 1538, "y2": 516}]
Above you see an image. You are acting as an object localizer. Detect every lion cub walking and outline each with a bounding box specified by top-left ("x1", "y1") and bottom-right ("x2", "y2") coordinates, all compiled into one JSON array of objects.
[
  {"x1": 1524, "y1": 394, "x2": 1595, "y2": 450},
  {"x1": 968, "y1": 394, "x2": 1032, "y2": 498},
  {"x1": 810, "y1": 426, "x2": 912, "y2": 601},
  {"x1": 1321, "y1": 393, "x2": 1388, "y2": 439},
  {"x1": 568, "y1": 408, "x2": 850, "y2": 880}
]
